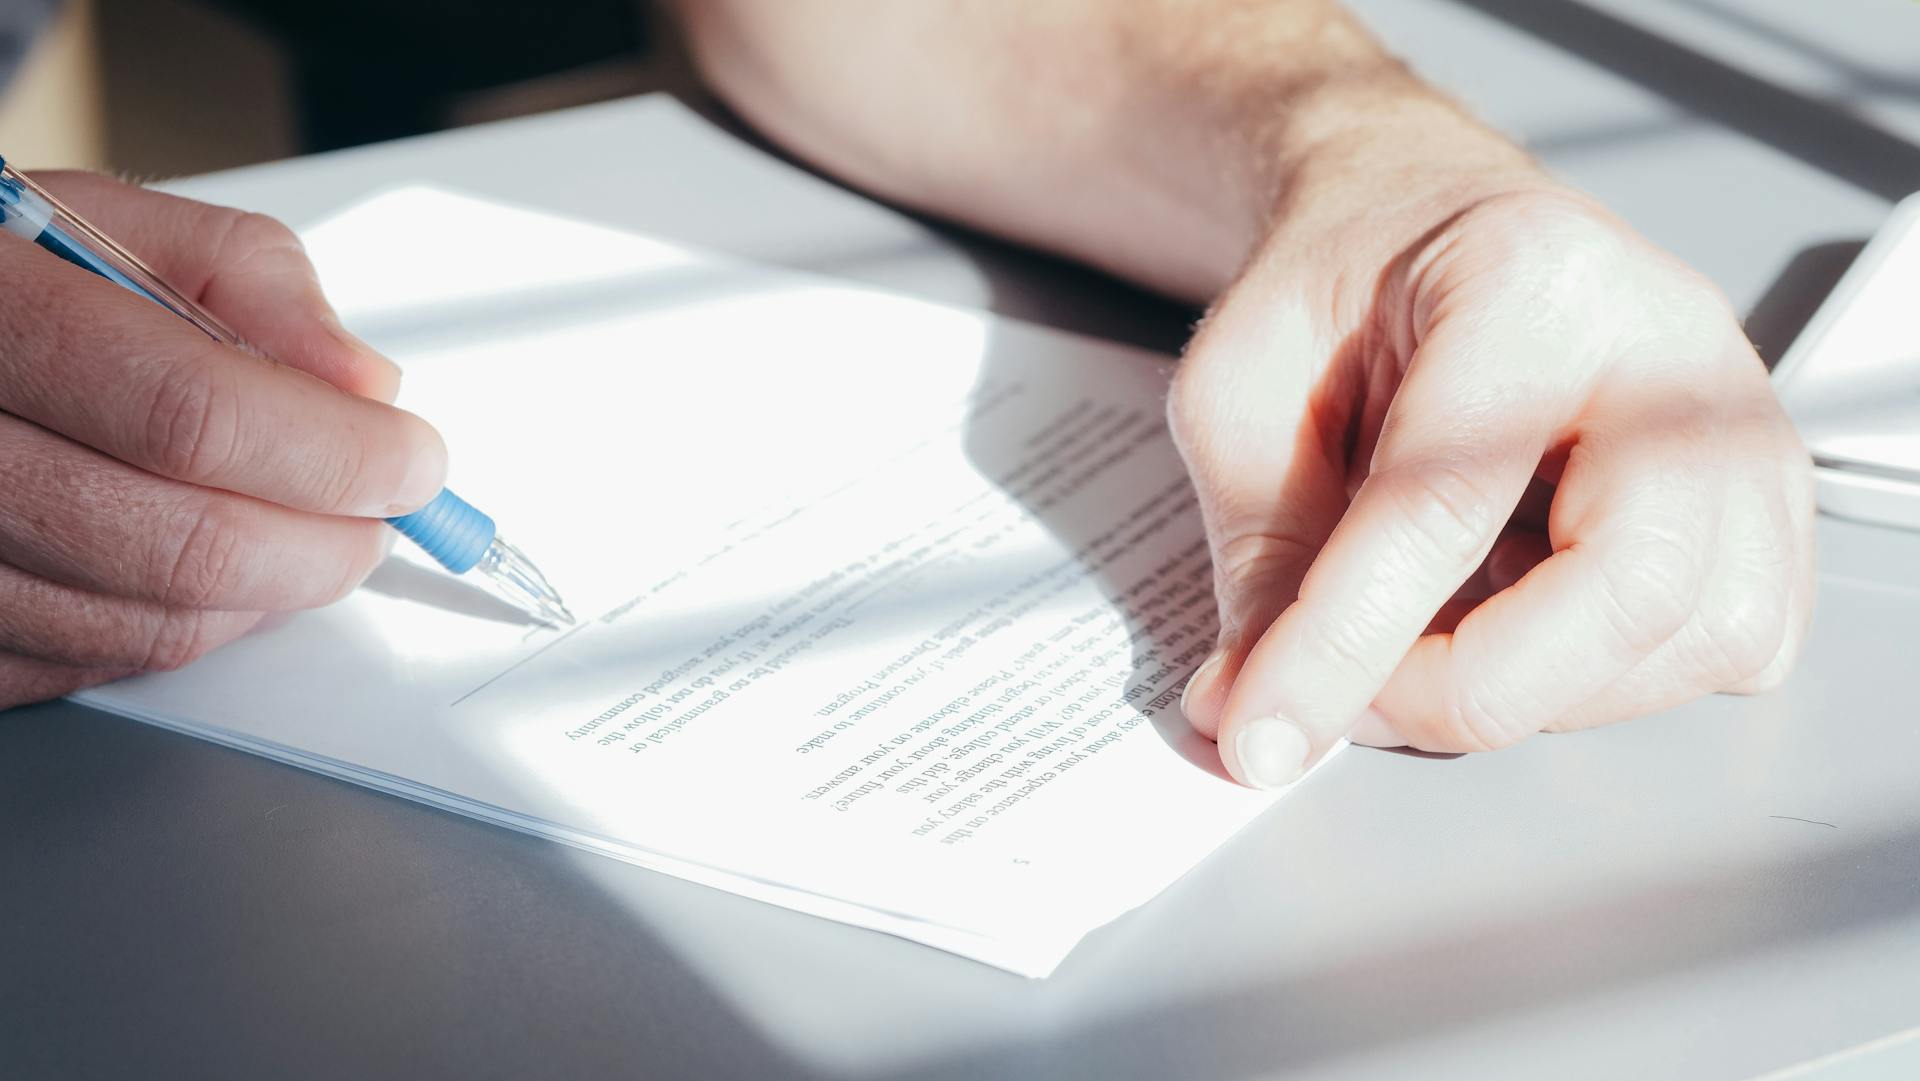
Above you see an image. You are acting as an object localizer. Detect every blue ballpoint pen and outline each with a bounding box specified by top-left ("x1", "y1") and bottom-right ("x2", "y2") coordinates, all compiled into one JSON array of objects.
[{"x1": 0, "y1": 156, "x2": 575, "y2": 627}]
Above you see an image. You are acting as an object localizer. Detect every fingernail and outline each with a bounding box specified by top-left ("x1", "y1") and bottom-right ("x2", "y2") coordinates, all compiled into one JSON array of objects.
[
  {"x1": 1233, "y1": 716, "x2": 1311, "y2": 789},
  {"x1": 1181, "y1": 650, "x2": 1226, "y2": 719},
  {"x1": 386, "y1": 437, "x2": 447, "y2": 516},
  {"x1": 370, "y1": 351, "x2": 404, "y2": 396},
  {"x1": 1348, "y1": 708, "x2": 1406, "y2": 748}
]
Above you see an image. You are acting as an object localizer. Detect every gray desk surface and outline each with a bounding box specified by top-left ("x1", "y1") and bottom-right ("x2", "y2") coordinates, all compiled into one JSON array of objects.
[{"x1": 5, "y1": 3, "x2": 1919, "y2": 1078}]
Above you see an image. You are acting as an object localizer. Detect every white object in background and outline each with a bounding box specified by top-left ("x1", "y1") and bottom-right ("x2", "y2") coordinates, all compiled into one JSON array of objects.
[{"x1": 1773, "y1": 193, "x2": 1920, "y2": 531}]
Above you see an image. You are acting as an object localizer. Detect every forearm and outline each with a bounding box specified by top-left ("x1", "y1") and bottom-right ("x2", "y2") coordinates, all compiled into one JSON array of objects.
[{"x1": 673, "y1": 0, "x2": 1541, "y2": 302}]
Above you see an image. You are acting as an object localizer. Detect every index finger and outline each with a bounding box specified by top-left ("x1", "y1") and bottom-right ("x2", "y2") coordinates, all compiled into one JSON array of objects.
[
  {"x1": 31, "y1": 171, "x2": 401, "y2": 403},
  {"x1": 0, "y1": 234, "x2": 445, "y2": 517},
  {"x1": 1214, "y1": 321, "x2": 1570, "y2": 787}
]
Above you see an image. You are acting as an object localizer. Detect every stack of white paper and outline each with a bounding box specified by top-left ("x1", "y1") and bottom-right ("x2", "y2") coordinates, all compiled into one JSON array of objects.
[{"x1": 77, "y1": 187, "x2": 1336, "y2": 977}]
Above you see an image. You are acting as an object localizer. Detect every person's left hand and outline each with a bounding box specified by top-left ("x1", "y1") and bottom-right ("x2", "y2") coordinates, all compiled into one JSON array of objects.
[{"x1": 1172, "y1": 181, "x2": 1815, "y2": 787}]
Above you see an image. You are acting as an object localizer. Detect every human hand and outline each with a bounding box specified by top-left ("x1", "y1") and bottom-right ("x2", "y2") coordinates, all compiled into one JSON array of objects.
[
  {"x1": 668, "y1": 0, "x2": 1815, "y2": 786},
  {"x1": 0, "y1": 172, "x2": 444, "y2": 708},
  {"x1": 1173, "y1": 183, "x2": 1815, "y2": 787}
]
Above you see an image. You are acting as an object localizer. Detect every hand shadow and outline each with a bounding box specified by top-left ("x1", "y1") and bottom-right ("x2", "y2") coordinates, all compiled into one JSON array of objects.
[
  {"x1": 359, "y1": 556, "x2": 539, "y2": 627},
  {"x1": 956, "y1": 323, "x2": 1236, "y2": 780}
]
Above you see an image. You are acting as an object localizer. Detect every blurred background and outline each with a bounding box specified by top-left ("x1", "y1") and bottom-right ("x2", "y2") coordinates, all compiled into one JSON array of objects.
[{"x1": 0, "y1": 0, "x2": 699, "y2": 177}]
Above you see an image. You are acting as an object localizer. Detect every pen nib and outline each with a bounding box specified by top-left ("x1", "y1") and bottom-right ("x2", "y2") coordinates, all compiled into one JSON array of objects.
[{"x1": 475, "y1": 536, "x2": 576, "y2": 628}]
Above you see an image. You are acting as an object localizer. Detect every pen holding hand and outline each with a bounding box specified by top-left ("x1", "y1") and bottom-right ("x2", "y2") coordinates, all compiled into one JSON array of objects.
[
  {"x1": 0, "y1": 167, "x2": 567, "y2": 709},
  {"x1": 0, "y1": 160, "x2": 572, "y2": 627}
]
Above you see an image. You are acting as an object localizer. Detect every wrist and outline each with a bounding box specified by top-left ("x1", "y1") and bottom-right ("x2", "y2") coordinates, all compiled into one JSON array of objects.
[
  {"x1": 1260, "y1": 88, "x2": 1546, "y2": 255},
  {"x1": 1183, "y1": 85, "x2": 1564, "y2": 375},
  {"x1": 1206, "y1": 94, "x2": 1557, "y2": 335},
  {"x1": 1145, "y1": 38, "x2": 1552, "y2": 305}
]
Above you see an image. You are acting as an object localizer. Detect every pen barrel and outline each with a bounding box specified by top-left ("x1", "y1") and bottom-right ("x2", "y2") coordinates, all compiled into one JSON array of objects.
[{"x1": 387, "y1": 489, "x2": 495, "y2": 574}]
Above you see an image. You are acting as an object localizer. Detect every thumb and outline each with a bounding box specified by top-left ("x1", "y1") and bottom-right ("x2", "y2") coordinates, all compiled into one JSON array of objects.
[{"x1": 33, "y1": 171, "x2": 401, "y2": 403}]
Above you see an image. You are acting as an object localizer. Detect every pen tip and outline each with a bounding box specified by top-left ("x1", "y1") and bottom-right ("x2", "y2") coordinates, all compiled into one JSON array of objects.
[{"x1": 475, "y1": 535, "x2": 576, "y2": 629}]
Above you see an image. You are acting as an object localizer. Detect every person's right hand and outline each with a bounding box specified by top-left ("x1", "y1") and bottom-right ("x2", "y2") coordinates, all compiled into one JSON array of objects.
[{"x1": 0, "y1": 172, "x2": 445, "y2": 708}]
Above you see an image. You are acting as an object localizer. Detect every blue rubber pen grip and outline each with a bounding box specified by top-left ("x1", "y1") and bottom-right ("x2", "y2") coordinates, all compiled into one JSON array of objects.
[{"x1": 387, "y1": 489, "x2": 495, "y2": 574}]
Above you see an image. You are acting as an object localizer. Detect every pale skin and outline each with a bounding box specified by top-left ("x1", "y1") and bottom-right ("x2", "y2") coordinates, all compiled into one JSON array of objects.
[
  {"x1": 674, "y1": 1, "x2": 1814, "y2": 783},
  {"x1": 0, "y1": 3, "x2": 1814, "y2": 793}
]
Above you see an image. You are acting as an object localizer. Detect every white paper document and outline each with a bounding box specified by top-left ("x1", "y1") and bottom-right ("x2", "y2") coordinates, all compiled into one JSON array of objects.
[{"x1": 76, "y1": 188, "x2": 1335, "y2": 977}]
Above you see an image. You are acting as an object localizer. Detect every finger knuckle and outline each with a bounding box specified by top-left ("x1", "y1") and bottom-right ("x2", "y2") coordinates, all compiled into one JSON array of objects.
[
  {"x1": 1666, "y1": 269, "x2": 1736, "y2": 327},
  {"x1": 1459, "y1": 189, "x2": 1604, "y2": 247},
  {"x1": 1593, "y1": 530, "x2": 1701, "y2": 653},
  {"x1": 1438, "y1": 676, "x2": 1534, "y2": 753},
  {"x1": 1698, "y1": 586, "x2": 1789, "y2": 685},
  {"x1": 235, "y1": 210, "x2": 301, "y2": 248},
  {"x1": 1620, "y1": 251, "x2": 1733, "y2": 327},
  {"x1": 308, "y1": 429, "x2": 370, "y2": 514},
  {"x1": 1215, "y1": 532, "x2": 1318, "y2": 601},
  {"x1": 155, "y1": 501, "x2": 245, "y2": 608},
  {"x1": 1375, "y1": 460, "x2": 1507, "y2": 571},
  {"x1": 1166, "y1": 349, "x2": 1271, "y2": 462},
  {"x1": 214, "y1": 209, "x2": 308, "y2": 270},
  {"x1": 140, "y1": 609, "x2": 219, "y2": 672},
  {"x1": 1437, "y1": 191, "x2": 1616, "y2": 287},
  {"x1": 140, "y1": 359, "x2": 240, "y2": 484},
  {"x1": 1304, "y1": 604, "x2": 1380, "y2": 682},
  {"x1": 1165, "y1": 365, "x2": 1217, "y2": 456},
  {"x1": 1438, "y1": 192, "x2": 1728, "y2": 357}
]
